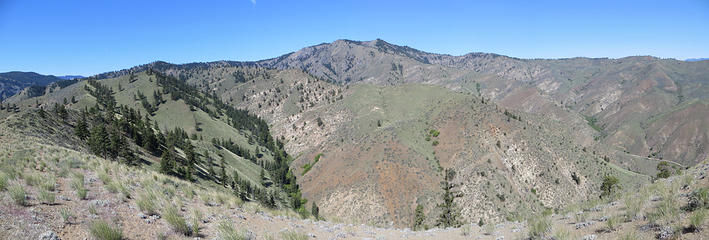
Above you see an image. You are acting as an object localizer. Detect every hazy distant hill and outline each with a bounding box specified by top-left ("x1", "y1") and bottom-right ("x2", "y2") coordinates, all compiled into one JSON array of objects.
[
  {"x1": 0, "y1": 71, "x2": 64, "y2": 100},
  {"x1": 685, "y1": 58, "x2": 709, "y2": 62},
  {"x1": 58, "y1": 75, "x2": 84, "y2": 80}
]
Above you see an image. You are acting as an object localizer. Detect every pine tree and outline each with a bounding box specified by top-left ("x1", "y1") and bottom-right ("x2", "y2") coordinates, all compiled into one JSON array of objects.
[
  {"x1": 184, "y1": 142, "x2": 196, "y2": 181},
  {"x1": 38, "y1": 107, "x2": 46, "y2": 118},
  {"x1": 436, "y1": 169, "x2": 463, "y2": 228},
  {"x1": 108, "y1": 127, "x2": 125, "y2": 160},
  {"x1": 88, "y1": 125, "x2": 109, "y2": 158},
  {"x1": 312, "y1": 202, "x2": 320, "y2": 220},
  {"x1": 220, "y1": 155, "x2": 227, "y2": 186},
  {"x1": 413, "y1": 204, "x2": 426, "y2": 230},
  {"x1": 160, "y1": 148, "x2": 175, "y2": 174},
  {"x1": 205, "y1": 150, "x2": 215, "y2": 177},
  {"x1": 75, "y1": 112, "x2": 89, "y2": 140}
]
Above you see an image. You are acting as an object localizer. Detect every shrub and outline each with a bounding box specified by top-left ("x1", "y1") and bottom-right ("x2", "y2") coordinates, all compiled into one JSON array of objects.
[
  {"x1": 136, "y1": 191, "x2": 159, "y2": 215},
  {"x1": 89, "y1": 220, "x2": 123, "y2": 240},
  {"x1": 686, "y1": 188, "x2": 709, "y2": 212},
  {"x1": 281, "y1": 230, "x2": 308, "y2": 240},
  {"x1": 77, "y1": 186, "x2": 88, "y2": 200},
  {"x1": 192, "y1": 209, "x2": 202, "y2": 237},
  {"x1": 88, "y1": 205, "x2": 98, "y2": 215},
  {"x1": 689, "y1": 208, "x2": 707, "y2": 232},
  {"x1": 60, "y1": 208, "x2": 73, "y2": 224},
  {"x1": 624, "y1": 193, "x2": 644, "y2": 221},
  {"x1": 24, "y1": 172, "x2": 41, "y2": 186},
  {"x1": 460, "y1": 224, "x2": 471, "y2": 236},
  {"x1": 164, "y1": 206, "x2": 192, "y2": 236},
  {"x1": 0, "y1": 172, "x2": 9, "y2": 191},
  {"x1": 9, "y1": 183, "x2": 27, "y2": 206},
  {"x1": 119, "y1": 183, "x2": 131, "y2": 201},
  {"x1": 39, "y1": 188, "x2": 55, "y2": 205},
  {"x1": 605, "y1": 215, "x2": 620, "y2": 232},
  {"x1": 98, "y1": 170, "x2": 112, "y2": 184},
  {"x1": 552, "y1": 228, "x2": 570, "y2": 240},
  {"x1": 600, "y1": 175, "x2": 620, "y2": 198},
  {"x1": 41, "y1": 176, "x2": 57, "y2": 191},
  {"x1": 528, "y1": 216, "x2": 551, "y2": 239},
  {"x1": 484, "y1": 222, "x2": 495, "y2": 235}
]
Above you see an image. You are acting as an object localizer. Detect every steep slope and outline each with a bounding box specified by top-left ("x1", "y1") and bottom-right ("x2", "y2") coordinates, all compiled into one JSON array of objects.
[
  {"x1": 0, "y1": 71, "x2": 64, "y2": 100},
  {"x1": 4, "y1": 70, "x2": 307, "y2": 214}
]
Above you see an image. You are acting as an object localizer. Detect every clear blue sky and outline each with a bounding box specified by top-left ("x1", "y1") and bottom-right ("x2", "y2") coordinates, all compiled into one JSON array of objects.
[{"x1": 1, "y1": 0, "x2": 707, "y2": 76}]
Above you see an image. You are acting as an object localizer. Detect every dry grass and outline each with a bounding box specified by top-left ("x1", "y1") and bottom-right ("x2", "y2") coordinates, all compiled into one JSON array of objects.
[
  {"x1": 89, "y1": 220, "x2": 123, "y2": 240},
  {"x1": 164, "y1": 205, "x2": 192, "y2": 236},
  {"x1": 217, "y1": 220, "x2": 250, "y2": 240},
  {"x1": 8, "y1": 182, "x2": 27, "y2": 206},
  {"x1": 689, "y1": 208, "x2": 707, "y2": 231},
  {"x1": 281, "y1": 230, "x2": 308, "y2": 240},
  {"x1": 136, "y1": 190, "x2": 159, "y2": 216}
]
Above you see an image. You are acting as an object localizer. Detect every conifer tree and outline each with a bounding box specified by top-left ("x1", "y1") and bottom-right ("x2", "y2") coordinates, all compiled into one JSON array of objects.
[
  {"x1": 220, "y1": 155, "x2": 227, "y2": 186},
  {"x1": 436, "y1": 169, "x2": 463, "y2": 228},
  {"x1": 312, "y1": 202, "x2": 320, "y2": 220},
  {"x1": 88, "y1": 125, "x2": 109, "y2": 158},
  {"x1": 160, "y1": 148, "x2": 175, "y2": 174},
  {"x1": 413, "y1": 204, "x2": 426, "y2": 230}
]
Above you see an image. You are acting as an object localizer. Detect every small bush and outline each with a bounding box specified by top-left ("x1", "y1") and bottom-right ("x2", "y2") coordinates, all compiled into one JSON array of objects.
[
  {"x1": 9, "y1": 183, "x2": 27, "y2": 206},
  {"x1": 686, "y1": 188, "x2": 709, "y2": 212},
  {"x1": 460, "y1": 224, "x2": 471, "y2": 236},
  {"x1": 484, "y1": 222, "x2": 496, "y2": 235},
  {"x1": 39, "y1": 188, "x2": 55, "y2": 205},
  {"x1": 41, "y1": 176, "x2": 57, "y2": 191},
  {"x1": 528, "y1": 216, "x2": 551, "y2": 239},
  {"x1": 119, "y1": 183, "x2": 131, "y2": 200},
  {"x1": 192, "y1": 209, "x2": 202, "y2": 237},
  {"x1": 164, "y1": 206, "x2": 192, "y2": 236},
  {"x1": 624, "y1": 193, "x2": 645, "y2": 221},
  {"x1": 0, "y1": 172, "x2": 9, "y2": 191},
  {"x1": 24, "y1": 172, "x2": 41, "y2": 186},
  {"x1": 98, "y1": 170, "x2": 112, "y2": 185},
  {"x1": 281, "y1": 230, "x2": 308, "y2": 240},
  {"x1": 137, "y1": 191, "x2": 159, "y2": 215},
  {"x1": 605, "y1": 215, "x2": 620, "y2": 232},
  {"x1": 60, "y1": 208, "x2": 73, "y2": 224},
  {"x1": 88, "y1": 205, "x2": 98, "y2": 215},
  {"x1": 689, "y1": 208, "x2": 707, "y2": 232},
  {"x1": 76, "y1": 186, "x2": 88, "y2": 200},
  {"x1": 552, "y1": 228, "x2": 570, "y2": 240},
  {"x1": 89, "y1": 220, "x2": 123, "y2": 240},
  {"x1": 600, "y1": 175, "x2": 620, "y2": 199}
]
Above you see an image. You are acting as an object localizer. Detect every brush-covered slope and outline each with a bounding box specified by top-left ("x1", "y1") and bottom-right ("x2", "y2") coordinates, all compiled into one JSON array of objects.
[
  {"x1": 287, "y1": 84, "x2": 648, "y2": 226},
  {"x1": 150, "y1": 63, "x2": 651, "y2": 226},
  {"x1": 253, "y1": 39, "x2": 709, "y2": 166}
]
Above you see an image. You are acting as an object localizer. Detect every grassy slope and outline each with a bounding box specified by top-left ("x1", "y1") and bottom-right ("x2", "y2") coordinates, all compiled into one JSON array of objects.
[{"x1": 10, "y1": 72, "x2": 278, "y2": 194}]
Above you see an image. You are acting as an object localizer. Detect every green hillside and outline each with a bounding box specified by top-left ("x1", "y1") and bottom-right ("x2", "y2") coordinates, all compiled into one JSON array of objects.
[{"x1": 8, "y1": 70, "x2": 310, "y2": 214}]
